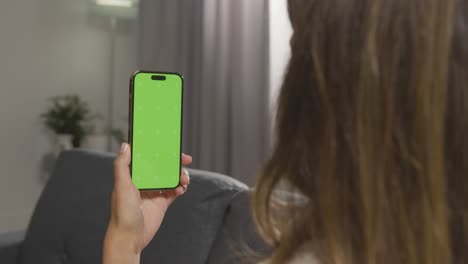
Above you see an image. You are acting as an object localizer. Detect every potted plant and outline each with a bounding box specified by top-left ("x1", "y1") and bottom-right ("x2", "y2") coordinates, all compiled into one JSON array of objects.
[{"x1": 41, "y1": 94, "x2": 96, "y2": 151}]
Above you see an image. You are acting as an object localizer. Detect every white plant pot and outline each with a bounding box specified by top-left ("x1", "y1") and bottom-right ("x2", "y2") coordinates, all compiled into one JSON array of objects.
[
  {"x1": 82, "y1": 134, "x2": 108, "y2": 152},
  {"x1": 55, "y1": 134, "x2": 73, "y2": 155}
]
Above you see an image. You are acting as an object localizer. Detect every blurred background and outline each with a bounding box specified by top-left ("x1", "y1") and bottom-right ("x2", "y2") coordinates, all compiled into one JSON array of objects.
[{"x1": 0, "y1": 0, "x2": 292, "y2": 233}]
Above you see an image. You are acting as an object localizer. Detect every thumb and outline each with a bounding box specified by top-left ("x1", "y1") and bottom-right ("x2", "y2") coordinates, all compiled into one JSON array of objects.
[{"x1": 113, "y1": 143, "x2": 132, "y2": 187}]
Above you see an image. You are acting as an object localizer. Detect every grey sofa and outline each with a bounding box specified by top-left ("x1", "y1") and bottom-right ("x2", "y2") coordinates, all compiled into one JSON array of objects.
[{"x1": 0, "y1": 150, "x2": 269, "y2": 264}]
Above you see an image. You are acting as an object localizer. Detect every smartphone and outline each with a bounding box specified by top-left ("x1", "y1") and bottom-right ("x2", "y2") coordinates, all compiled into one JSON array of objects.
[{"x1": 129, "y1": 71, "x2": 183, "y2": 190}]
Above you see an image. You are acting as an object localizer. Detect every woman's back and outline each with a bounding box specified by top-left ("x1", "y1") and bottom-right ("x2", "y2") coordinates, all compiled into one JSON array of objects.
[
  {"x1": 101, "y1": 1, "x2": 468, "y2": 263},
  {"x1": 253, "y1": 0, "x2": 468, "y2": 263}
]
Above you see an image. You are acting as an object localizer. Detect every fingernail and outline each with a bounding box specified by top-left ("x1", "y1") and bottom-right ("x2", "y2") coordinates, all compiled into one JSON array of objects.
[
  {"x1": 184, "y1": 169, "x2": 190, "y2": 181},
  {"x1": 120, "y1": 143, "x2": 128, "y2": 153},
  {"x1": 183, "y1": 185, "x2": 188, "y2": 192}
]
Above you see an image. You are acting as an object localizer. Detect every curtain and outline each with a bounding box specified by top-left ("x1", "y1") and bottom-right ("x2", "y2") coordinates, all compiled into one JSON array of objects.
[{"x1": 138, "y1": 0, "x2": 269, "y2": 185}]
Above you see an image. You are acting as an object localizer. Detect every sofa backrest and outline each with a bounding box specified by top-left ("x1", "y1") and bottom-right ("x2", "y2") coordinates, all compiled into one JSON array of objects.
[{"x1": 20, "y1": 150, "x2": 249, "y2": 264}]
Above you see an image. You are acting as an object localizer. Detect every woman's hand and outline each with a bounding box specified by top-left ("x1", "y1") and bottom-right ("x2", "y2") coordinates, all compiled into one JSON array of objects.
[{"x1": 103, "y1": 143, "x2": 192, "y2": 264}]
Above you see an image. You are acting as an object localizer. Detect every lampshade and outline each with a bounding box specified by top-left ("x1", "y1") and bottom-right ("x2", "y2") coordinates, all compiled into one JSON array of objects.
[{"x1": 89, "y1": 0, "x2": 138, "y2": 20}]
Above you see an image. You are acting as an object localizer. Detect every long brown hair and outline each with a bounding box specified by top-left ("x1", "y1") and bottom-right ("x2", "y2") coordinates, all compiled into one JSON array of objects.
[{"x1": 253, "y1": 0, "x2": 468, "y2": 263}]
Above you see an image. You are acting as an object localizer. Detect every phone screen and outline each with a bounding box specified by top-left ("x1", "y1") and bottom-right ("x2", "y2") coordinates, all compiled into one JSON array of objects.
[{"x1": 130, "y1": 71, "x2": 183, "y2": 190}]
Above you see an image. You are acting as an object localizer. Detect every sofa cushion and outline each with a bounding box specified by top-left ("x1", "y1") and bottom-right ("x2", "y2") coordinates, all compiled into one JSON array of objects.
[
  {"x1": 20, "y1": 150, "x2": 248, "y2": 264},
  {"x1": 140, "y1": 166, "x2": 249, "y2": 263},
  {"x1": 206, "y1": 190, "x2": 271, "y2": 264}
]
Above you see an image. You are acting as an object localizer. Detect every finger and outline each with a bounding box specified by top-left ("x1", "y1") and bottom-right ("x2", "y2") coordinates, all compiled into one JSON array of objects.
[
  {"x1": 176, "y1": 185, "x2": 186, "y2": 196},
  {"x1": 181, "y1": 153, "x2": 192, "y2": 166},
  {"x1": 180, "y1": 168, "x2": 190, "y2": 186},
  {"x1": 165, "y1": 186, "x2": 185, "y2": 203},
  {"x1": 113, "y1": 143, "x2": 132, "y2": 187}
]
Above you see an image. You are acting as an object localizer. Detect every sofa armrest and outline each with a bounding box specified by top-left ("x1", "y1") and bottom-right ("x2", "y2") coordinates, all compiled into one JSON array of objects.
[{"x1": 0, "y1": 230, "x2": 26, "y2": 264}]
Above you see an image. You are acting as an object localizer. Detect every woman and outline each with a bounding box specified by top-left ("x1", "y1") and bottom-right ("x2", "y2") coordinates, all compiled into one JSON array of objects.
[{"x1": 103, "y1": 0, "x2": 468, "y2": 263}]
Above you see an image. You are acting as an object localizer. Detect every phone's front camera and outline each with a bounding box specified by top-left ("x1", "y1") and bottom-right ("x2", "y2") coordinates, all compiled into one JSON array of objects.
[{"x1": 151, "y1": 75, "x2": 166, "y2": 81}]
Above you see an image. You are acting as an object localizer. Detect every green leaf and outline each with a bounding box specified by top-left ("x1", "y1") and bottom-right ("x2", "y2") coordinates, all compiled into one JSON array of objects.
[{"x1": 41, "y1": 94, "x2": 97, "y2": 144}]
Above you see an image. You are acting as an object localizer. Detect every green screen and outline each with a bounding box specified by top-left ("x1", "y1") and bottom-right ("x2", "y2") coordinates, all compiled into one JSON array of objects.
[{"x1": 131, "y1": 72, "x2": 183, "y2": 190}]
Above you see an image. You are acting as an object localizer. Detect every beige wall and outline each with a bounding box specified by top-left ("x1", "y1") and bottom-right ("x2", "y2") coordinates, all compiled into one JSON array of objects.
[{"x1": 0, "y1": 0, "x2": 137, "y2": 232}]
